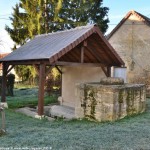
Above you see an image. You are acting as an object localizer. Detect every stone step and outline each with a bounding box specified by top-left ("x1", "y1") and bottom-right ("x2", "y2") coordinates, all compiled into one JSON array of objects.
[
  {"x1": 49, "y1": 105, "x2": 75, "y2": 119},
  {"x1": 16, "y1": 107, "x2": 37, "y2": 118}
]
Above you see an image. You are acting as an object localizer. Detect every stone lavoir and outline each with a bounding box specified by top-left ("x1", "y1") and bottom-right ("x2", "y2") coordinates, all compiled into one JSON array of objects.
[{"x1": 75, "y1": 77, "x2": 146, "y2": 122}]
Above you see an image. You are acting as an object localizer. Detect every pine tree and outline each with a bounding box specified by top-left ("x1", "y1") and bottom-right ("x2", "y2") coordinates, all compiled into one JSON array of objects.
[
  {"x1": 60, "y1": 0, "x2": 109, "y2": 33},
  {"x1": 5, "y1": 4, "x2": 28, "y2": 47},
  {"x1": 6, "y1": 0, "x2": 109, "y2": 46}
]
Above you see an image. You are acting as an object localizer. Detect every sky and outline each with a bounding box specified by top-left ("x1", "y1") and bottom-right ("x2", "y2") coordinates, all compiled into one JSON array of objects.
[{"x1": 0, "y1": 0, "x2": 150, "y2": 53}]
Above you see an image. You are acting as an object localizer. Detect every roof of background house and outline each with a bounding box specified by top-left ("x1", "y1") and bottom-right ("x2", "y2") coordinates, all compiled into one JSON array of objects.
[
  {"x1": 107, "y1": 10, "x2": 150, "y2": 39},
  {"x1": 0, "y1": 53, "x2": 9, "y2": 59},
  {"x1": 0, "y1": 53, "x2": 9, "y2": 70},
  {"x1": 0, "y1": 24, "x2": 124, "y2": 66}
]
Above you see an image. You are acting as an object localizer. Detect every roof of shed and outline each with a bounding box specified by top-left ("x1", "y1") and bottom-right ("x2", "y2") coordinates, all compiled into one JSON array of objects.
[
  {"x1": 107, "y1": 10, "x2": 150, "y2": 39},
  {"x1": 0, "y1": 24, "x2": 124, "y2": 66}
]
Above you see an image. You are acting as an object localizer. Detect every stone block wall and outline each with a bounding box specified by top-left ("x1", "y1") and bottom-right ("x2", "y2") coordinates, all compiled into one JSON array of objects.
[
  {"x1": 108, "y1": 14, "x2": 150, "y2": 84},
  {"x1": 75, "y1": 83, "x2": 146, "y2": 122}
]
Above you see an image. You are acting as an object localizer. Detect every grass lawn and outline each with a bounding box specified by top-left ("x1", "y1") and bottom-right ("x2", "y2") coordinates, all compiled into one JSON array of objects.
[
  {"x1": 7, "y1": 88, "x2": 57, "y2": 109},
  {"x1": 0, "y1": 87, "x2": 150, "y2": 149}
]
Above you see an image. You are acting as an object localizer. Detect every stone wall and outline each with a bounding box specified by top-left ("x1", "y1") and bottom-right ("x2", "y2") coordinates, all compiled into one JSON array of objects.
[
  {"x1": 75, "y1": 83, "x2": 146, "y2": 122},
  {"x1": 108, "y1": 14, "x2": 150, "y2": 84},
  {"x1": 62, "y1": 66, "x2": 105, "y2": 107}
]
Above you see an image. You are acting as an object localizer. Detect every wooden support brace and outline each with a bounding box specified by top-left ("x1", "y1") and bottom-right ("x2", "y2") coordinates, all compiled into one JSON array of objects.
[
  {"x1": 45, "y1": 66, "x2": 54, "y2": 77},
  {"x1": 55, "y1": 61, "x2": 105, "y2": 67},
  {"x1": 55, "y1": 66, "x2": 62, "y2": 74},
  {"x1": 101, "y1": 66, "x2": 108, "y2": 77},
  {"x1": 107, "y1": 66, "x2": 111, "y2": 77}
]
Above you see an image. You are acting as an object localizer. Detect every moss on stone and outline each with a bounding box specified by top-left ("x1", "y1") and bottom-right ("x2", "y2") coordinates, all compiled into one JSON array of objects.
[
  {"x1": 83, "y1": 85, "x2": 88, "y2": 115},
  {"x1": 126, "y1": 88, "x2": 137, "y2": 115},
  {"x1": 83, "y1": 88, "x2": 97, "y2": 120},
  {"x1": 79, "y1": 82, "x2": 146, "y2": 122},
  {"x1": 118, "y1": 89, "x2": 124, "y2": 103}
]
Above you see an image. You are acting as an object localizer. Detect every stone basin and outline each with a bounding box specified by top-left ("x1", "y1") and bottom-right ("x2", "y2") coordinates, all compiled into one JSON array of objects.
[{"x1": 75, "y1": 78, "x2": 146, "y2": 122}]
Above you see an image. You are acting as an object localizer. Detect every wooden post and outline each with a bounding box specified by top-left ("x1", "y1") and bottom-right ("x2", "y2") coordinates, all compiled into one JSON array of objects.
[
  {"x1": 1, "y1": 63, "x2": 8, "y2": 103},
  {"x1": 107, "y1": 67, "x2": 111, "y2": 77},
  {"x1": 38, "y1": 63, "x2": 46, "y2": 116}
]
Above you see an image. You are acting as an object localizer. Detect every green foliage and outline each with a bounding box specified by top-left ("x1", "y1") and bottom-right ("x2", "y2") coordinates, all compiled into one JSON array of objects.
[
  {"x1": 14, "y1": 83, "x2": 37, "y2": 89},
  {"x1": 60, "y1": 0, "x2": 109, "y2": 33},
  {"x1": 6, "y1": 88, "x2": 57, "y2": 109},
  {"x1": 45, "y1": 67, "x2": 61, "y2": 96},
  {"x1": 14, "y1": 65, "x2": 37, "y2": 84},
  {"x1": 7, "y1": 95, "x2": 57, "y2": 109},
  {"x1": 51, "y1": 67, "x2": 60, "y2": 81},
  {"x1": 5, "y1": 4, "x2": 28, "y2": 46}
]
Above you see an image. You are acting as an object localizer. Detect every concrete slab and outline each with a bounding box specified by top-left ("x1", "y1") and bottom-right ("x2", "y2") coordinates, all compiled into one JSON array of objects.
[
  {"x1": 16, "y1": 105, "x2": 75, "y2": 120},
  {"x1": 16, "y1": 107, "x2": 57, "y2": 121},
  {"x1": 50, "y1": 105, "x2": 75, "y2": 119},
  {"x1": 16, "y1": 107, "x2": 37, "y2": 118}
]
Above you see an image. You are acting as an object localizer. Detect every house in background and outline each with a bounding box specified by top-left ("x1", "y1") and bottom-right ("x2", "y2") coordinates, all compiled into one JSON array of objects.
[{"x1": 108, "y1": 10, "x2": 150, "y2": 84}]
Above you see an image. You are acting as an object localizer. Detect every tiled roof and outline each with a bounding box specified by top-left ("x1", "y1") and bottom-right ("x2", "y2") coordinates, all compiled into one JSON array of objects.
[
  {"x1": 107, "y1": 10, "x2": 150, "y2": 39},
  {"x1": 1, "y1": 25, "x2": 93, "y2": 61},
  {"x1": 0, "y1": 24, "x2": 124, "y2": 66}
]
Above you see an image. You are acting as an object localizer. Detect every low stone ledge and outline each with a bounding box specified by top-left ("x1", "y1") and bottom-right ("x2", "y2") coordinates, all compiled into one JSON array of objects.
[{"x1": 100, "y1": 77, "x2": 124, "y2": 85}]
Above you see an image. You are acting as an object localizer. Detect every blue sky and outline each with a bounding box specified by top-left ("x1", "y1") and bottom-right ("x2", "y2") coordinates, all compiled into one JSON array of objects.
[{"x1": 0, "y1": 0, "x2": 150, "y2": 53}]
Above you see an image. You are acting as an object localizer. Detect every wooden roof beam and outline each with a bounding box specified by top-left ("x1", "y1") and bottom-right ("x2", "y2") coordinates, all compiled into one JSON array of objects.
[
  {"x1": 55, "y1": 66, "x2": 62, "y2": 74},
  {"x1": 4, "y1": 60, "x2": 51, "y2": 66},
  {"x1": 55, "y1": 61, "x2": 106, "y2": 67}
]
